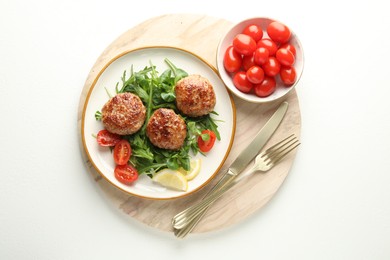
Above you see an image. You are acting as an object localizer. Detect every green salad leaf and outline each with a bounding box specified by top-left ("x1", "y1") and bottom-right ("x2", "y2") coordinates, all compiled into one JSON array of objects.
[{"x1": 96, "y1": 58, "x2": 220, "y2": 175}]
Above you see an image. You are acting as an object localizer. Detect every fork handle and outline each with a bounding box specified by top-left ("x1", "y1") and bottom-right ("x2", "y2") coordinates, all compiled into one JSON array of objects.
[
  {"x1": 173, "y1": 180, "x2": 237, "y2": 238},
  {"x1": 172, "y1": 169, "x2": 237, "y2": 228},
  {"x1": 173, "y1": 178, "x2": 237, "y2": 229},
  {"x1": 172, "y1": 165, "x2": 259, "y2": 234}
]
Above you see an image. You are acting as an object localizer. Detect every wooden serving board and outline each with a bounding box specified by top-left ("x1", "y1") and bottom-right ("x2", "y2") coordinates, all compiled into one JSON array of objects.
[{"x1": 77, "y1": 14, "x2": 301, "y2": 234}]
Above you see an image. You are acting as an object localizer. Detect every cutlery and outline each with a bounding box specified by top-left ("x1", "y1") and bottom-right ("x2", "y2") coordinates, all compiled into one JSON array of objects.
[
  {"x1": 172, "y1": 101, "x2": 289, "y2": 237},
  {"x1": 173, "y1": 134, "x2": 300, "y2": 237}
]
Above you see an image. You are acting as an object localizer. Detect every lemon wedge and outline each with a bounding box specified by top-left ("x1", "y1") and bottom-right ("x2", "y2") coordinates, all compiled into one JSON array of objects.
[
  {"x1": 153, "y1": 169, "x2": 188, "y2": 191},
  {"x1": 179, "y1": 158, "x2": 202, "y2": 181}
]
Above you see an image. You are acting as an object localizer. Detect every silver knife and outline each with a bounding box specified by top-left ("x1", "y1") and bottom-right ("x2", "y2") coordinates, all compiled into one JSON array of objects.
[
  {"x1": 228, "y1": 100, "x2": 288, "y2": 176},
  {"x1": 172, "y1": 101, "x2": 289, "y2": 233}
]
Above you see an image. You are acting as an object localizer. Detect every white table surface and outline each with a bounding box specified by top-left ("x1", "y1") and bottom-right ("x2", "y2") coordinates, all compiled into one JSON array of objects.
[{"x1": 1, "y1": 0, "x2": 390, "y2": 259}]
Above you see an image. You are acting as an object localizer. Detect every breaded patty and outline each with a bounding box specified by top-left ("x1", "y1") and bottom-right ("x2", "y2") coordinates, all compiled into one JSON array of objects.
[
  {"x1": 175, "y1": 74, "x2": 216, "y2": 117},
  {"x1": 146, "y1": 108, "x2": 187, "y2": 150},
  {"x1": 102, "y1": 92, "x2": 146, "y2": 135}
]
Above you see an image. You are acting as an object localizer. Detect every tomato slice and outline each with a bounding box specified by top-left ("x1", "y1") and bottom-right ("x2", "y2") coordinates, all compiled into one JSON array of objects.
[
  {"x1": 96, "y1": 129, "x2": 122, "y2": 146},
  {"x1": 197, "y1": 130, "x2": 217, "y2": 153},
  {"x1": 114, "y1": 164, "x2": 138, "y2": 184},
  {"x1": 113, "y1": 140, "x2": 132, "y2": 165}
]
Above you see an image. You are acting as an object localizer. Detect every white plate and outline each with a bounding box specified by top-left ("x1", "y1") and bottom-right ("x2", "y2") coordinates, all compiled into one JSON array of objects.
[{"x1": 81, "y1": 47, "x2": 236, "y2": 200}]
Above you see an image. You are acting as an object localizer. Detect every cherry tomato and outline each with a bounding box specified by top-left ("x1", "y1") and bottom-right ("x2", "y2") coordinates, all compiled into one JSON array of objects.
[
  {"x1": 242, "y1": 54, "x2": 255, "y2": 71},
  {"x1": 242, "y1": 24, "x2": 263, "y2": 42},
  {"x1": 280, "y1": 66, "x2": 297, "y2": 86},
  {"x1": 223, "y1": 22, "x2": 298, "y2": 99},
  {"x1": 254, "y1": 47, "x2": 269, "y2": 65},
  {"x1": 197, "y1": 130, "x2": 217, "y2": 153},
  {"x1": 224, "y1": 46, "x2": 242, "y2": 73},
  {"x1": 246, "y1": 66, "x2": 264, "y2": 84},
  {"x1": 267, "y1": 21, "x2": 291, "y2": 44},
  {"x1": 233, "y1": 71, "x2": 254, "y2": 93},
  {"x1": 276, "y1": 48, "x2": 295, "y2": 66},
  {"x1": 233, "y1": 34, "x2": 257, "y2": 56},
  {"x1": 254, "y1": 76, "x2": 276, "y2": 97},
  {"x1": 113, "y1": 140, "x2": 132, "y2": 165},
  {"x1": 262, "y1": 57, "x2": 281, "y2": 76},
  {"x1": 256, "y1": 38, "x2": 278, "y2": 56},
  {"x1": 96, "y1": 129, "x2": 121, "y2": 147},
  {"x1": 114, "y1": 164, "x2": 138, "y2": 184},
  {"x1": 280, "y1": 43, "x2": 296, "y2": 56}
]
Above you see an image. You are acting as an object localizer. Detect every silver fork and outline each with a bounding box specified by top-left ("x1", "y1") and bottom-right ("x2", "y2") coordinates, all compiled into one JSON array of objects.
[{"x1": 172, "y1": 134, "x2": 300, "y2": 238}]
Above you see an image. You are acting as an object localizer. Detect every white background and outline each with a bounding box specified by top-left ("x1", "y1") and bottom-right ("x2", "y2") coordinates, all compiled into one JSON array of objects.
[{"x1": 1, "y1": 0, "x2": 390, "y2": 259}]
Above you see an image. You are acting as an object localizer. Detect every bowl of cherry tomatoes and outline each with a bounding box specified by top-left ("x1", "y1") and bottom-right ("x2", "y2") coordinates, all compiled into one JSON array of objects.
[{"x1": 216, "y1": 17, "x2": 304, "y2": 103}]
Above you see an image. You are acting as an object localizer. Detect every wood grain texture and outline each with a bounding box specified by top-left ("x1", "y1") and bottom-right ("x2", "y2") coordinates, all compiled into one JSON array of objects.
[{"x1": 77, "y1": 14, "x2": 301, "y2": 234}]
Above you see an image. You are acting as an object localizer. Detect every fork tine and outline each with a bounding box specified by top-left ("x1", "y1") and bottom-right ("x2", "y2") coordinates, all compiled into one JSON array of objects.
[
  {"x1": 271, "y1": 141, "x2": 300, "y2": 165},
  {"x1": 264, "y1": 135, "x2": 300, "y2": 166},
  {"x1": 261, "y1": 134, "x2": 295, "y2": 158}
]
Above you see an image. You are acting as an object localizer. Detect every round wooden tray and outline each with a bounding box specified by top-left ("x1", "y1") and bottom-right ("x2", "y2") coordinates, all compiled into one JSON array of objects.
[{"x1": 77, "y1": 14, "x2": 301, "y2": 234}]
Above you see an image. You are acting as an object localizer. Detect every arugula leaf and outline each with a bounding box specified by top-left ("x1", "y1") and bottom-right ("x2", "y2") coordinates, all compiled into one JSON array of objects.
[
  {"x1": 164, "y1": 58, "x2": 188, "y2": 84},
  {"x1": 95, "y1": 111, "x2": 102, "y2": 121},
  {"x1": 103, "y1": 59, "x2": 220, "y2": 175}
]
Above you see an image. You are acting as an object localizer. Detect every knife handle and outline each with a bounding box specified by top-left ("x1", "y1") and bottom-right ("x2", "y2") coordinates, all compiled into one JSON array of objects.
[
  {"x1": 206, "y1": 168, "x2": 238, "y2": 195},
  {"x1": 172, "y1": 168, "x2": 237, "y2": 230}
]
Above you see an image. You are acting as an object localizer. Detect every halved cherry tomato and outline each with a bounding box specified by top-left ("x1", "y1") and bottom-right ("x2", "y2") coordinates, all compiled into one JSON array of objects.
[
  {"x1": 256, "y1": 38, "x2": 278, "y2": 56},
  {"x1": 233, "y1": 71, "x2": 254, "y2": 93},
  {"x1": 267, "y1": 21, "x2": 291, "y2": 44},
  {"x1": 254, "y1": 76, "x2": 276, "y2": 97},
  {"x1": 254, "y1": 47, "x2": 269, "y2": 65},
  {"x1": 262, "y1": 57, "x2": 281, "y2": 77},
  {"x1": 280, "y1": 66, "x2": 297, "y2": 86},
  {"x1": 224, "y1": 46, "x2": 242, "y2": 73},
  {"x1": 233, "y1": 34, "x2": 257, "y2": 56},
  {"x1": 197, "y1": 130, "x2": 217, "y2": 153},
  {"x1": 113, "y1": 140, "x2": 132, "y2": 165},
  {"x1": 242, "y1": 24, "x2": 263, "y2": 42},
  {"x1": 114, "y1": 164, "x2": 138, "y2": 184},
  {"x1": 96, "y1": 129, "x2": 121, "y2": 147},
  {"x1": 246, "y1": 66, "x2": 264, "y2": 84},
  {"x1": 276, "y1": 48, "x2": 295, "y2": 66}
]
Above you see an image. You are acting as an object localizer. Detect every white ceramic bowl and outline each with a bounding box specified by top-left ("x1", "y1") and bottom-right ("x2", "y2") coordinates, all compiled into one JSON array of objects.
[{"x1": 216, "y1": 17, "x2": 304, "y2": 103}]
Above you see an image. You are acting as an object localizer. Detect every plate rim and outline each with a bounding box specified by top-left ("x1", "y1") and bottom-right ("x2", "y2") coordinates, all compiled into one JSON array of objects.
[{"x1": 81, "y1": 45, "x2": 237, "y2": 200}]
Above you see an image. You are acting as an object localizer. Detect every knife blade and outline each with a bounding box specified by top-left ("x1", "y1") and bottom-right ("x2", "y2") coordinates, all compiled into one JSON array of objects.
[
  {"x1": 172, "y1": 101, "x2": 288, "y2": 231},
  {"x1": 208, "y1": 100, "x2": 289, "y2": 194},
  {"x1": 229, "y1": 100, "x2": 288, "y2": 176}
]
